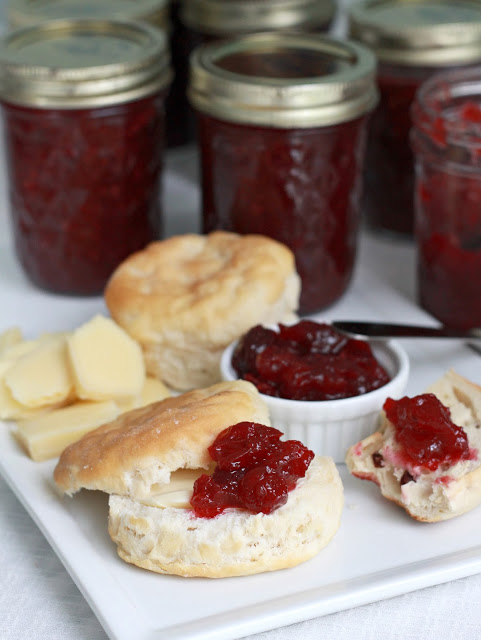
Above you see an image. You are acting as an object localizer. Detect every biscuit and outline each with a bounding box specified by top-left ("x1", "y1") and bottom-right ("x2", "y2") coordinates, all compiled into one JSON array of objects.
[
  {"x1": 54, "y1": 380, "x2": 269, "y2": 499},
  {"x1": 346, "y1": 370, "x2": 481, "y2": 522},
  {"x1": 54, "y1": 379, "x2": 344, "y2": 577},
  {"x1": 104, "y1": 232, "x2": 300, "y2": 390},
  {"x1": 108, "y1": 455, "x2": 344, "y2": 578}
]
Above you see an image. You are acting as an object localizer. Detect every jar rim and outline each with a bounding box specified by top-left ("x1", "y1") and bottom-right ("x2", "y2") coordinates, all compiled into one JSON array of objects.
[
  {"x1": 7, "y1": 0, "x2": 169, "y2": 30},
  {"x1": 188, "y1": 33, "x2": 378, "y2": 128},
  {"x1": 350, "y1": 0, "x2": 481, "y2": 67},
  {"x1": 181, "y1": 0, "x2": 336, "y2": 36},
  {"x1": 411, "y1": 67, "x2": 481, "y2": 170},
  {"x1": 0, "y1": 18, "x2": 172, "y2": 108}
]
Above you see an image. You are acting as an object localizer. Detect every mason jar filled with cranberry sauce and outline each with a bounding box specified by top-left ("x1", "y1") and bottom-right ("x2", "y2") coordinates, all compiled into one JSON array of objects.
[
  {"x1": 0, "y1": 19, "x2": 172, "y2": 295},
  {"x1": 167, "y1": 0, "x2": 337, "y2": 147},
  {"x1": 412, "y1": 68, "x2": 481, "y2": 329},
  {"x1": 5, "y1": 0, "x2": 180, "y2": 147},
  {"x1": 350, "y1": 0, "x2": 481, "y2": 237},
  {"x1": 189, "y1": 34, "x2": 377, "y2": 314}
]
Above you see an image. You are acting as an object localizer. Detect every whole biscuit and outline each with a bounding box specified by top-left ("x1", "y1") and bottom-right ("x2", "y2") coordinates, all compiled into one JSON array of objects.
[{"x1": 104, "y1": 231, "x2": 300, "y2": 390}]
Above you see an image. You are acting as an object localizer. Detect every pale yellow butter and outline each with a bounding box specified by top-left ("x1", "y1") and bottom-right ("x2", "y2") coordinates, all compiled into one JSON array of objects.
[
  {"x1": 0, "y1": 327, "x2": 23, "y2": 356},
  {"x1": 5, "y1": 335, "x2": 73, "y2": 408},
  {"x1": 0, "y1": 378, "x2": 59, "y2": 420},
  {"x1": 15, "y1": 399, "x2": 120, "y2": 461},
  {"x1": 141, "y1": 469, "x2": 208, "y2": 509},
  {"x1": 68, "y1": 315, "x2": 145, "y2": 401},
  {"x1": 138, "y1": 377, "x2": 171, "y2": 406},
  {"x1": 116, "y1": 377, "x2": 171, "y2": 413}
]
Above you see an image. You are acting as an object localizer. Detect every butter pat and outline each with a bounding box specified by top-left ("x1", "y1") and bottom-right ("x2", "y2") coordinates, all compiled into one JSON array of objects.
[
  {"x1": 0, "y1": 327, "x2": 23, "y2": 356},
  {"x1": 116, "y1": 377, "x2": 171, "y2": 413},
  {"x1": 68, "y1": 315, "x2": 145, "y2": 401},
  {"x1": 5, "y1": 335, "x2": 73, "y2": 408},
  {"x1": 0, "y1": 378, "x2": 59, "y2": 420},
  {"x1": 15, "y1": 399, "x2": 120, "y2": 461},
  {"x1": 138, "y1": 377, "x2": 171, "y2": 406},
  {"x1": 142, "y1": 469, "x2": 207, "y2": 509}
]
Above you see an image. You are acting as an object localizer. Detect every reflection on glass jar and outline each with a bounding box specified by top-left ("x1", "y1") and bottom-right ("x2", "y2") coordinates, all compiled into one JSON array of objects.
[
  {"x1": 350, "y1": 0, "x2": 481, "y2": 237},
  {"x1": 189, "y1": 34, "x2": 377, "y2": 314},
  {"x1": 0, "y1": 19, "x2": 172, "y2": 295},
  {"x1": 412, "y1": 68, "x2": 481, "y2": 329}
]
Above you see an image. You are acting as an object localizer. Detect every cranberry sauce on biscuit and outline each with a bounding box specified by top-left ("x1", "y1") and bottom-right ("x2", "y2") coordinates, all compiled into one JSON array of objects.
[
  {"x1": 190, "y1": 422, "x2": 314, "y2": 518},
  {"x1": 383, "y1": 394, "x2": 474, "y2": 473}
]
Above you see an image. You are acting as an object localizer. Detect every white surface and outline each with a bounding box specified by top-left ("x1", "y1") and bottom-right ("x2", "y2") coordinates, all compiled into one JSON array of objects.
[{"x1": 2, "y1": 148, "x2": 481, "y2": 640}]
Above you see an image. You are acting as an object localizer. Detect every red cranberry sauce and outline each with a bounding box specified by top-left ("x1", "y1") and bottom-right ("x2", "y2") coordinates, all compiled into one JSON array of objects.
[
  {"x1": 198, "y1": 113, "x2": 368, "y2": 313},
  {"x1": 190, "y1": 422, "x2": 314, "y2": 518},
  {"x1": 414, "y1": 99, "x2": 481, "y2": 329},
  {"x1": 231, "y1": 320, "x2": 390, "y2": 401},
  {"x1": 363, "y1": 66, "x2": 426, "y2": 236},
  {"x1": 3, "y1": 94, "x2": 165, "y2": 295},
  {"x1": 383, "y1": 394, "x2": 472, "y2": 473}
]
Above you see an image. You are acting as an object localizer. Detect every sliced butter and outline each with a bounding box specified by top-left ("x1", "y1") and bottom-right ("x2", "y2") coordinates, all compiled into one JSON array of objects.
[
  {"x1": 5, "y1": 335, "x2": 73, "y2": 408},
  {"x1": 141, "y1": 490, "x2": 193, "y2": 509},
  {"x1": 141, "y1": 469, "x2": 207, "y2": 509},
  {"x1": 116, "y1": 377, "x2": 171, "y2": 413},
  {"x1": 138, "y1": 377, "x2": 171, "y2": 406},
  {"x1": 15, "y1": 399, "x2": 120, "y2": 462},
  {"x1": 1, "y1": 338, "x2": 41, "y2": 364},
  {"x1": 68, "y1": 315, "x2": 145, "y2": 401},
  {"x1": 0, "y1": 327, "x2": 23, "y2": 356},
  {"x1": 0, "y1": 377, "x2": 63, "y2": 420}
]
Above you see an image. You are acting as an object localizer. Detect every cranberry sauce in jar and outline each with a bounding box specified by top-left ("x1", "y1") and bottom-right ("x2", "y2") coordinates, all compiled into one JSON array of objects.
[
  {"x1": 189, "y1": 34, "x2": 377, "y2": 313},
  {"x1": 411, "y1": 68, "x2": 481, "y2": 329},
  {"x1": 0, "y1": 19, "x2": 172, "y2": 295},
  {"x1": 350, "y1": 0, "x2": 481, "y2": 237},
  {"x1": 231, "y1": 321, "x2": 391, "y2": 401},
  {"x1": 168, "y1": 0, "x2": 337, "y2": 148}
]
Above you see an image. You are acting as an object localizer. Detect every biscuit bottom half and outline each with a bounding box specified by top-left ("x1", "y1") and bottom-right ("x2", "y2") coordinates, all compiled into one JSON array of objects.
[{"x1": 108, "y1": 456, "x2": 344, "y2": 578}]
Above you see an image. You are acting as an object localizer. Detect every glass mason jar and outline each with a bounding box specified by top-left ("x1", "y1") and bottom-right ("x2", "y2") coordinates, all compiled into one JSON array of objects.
[
  {"x1": 0, "y1": 19, "x2": 172, "y2": 295},
  {"x1": 412, "y1": 68, "x2": 481, "y2": 329},
  {"x1": 189, "y1": 34, "x2": 378, "y2": 314},
  {"x1": 169, "y1": 0, "x2": 337, "y2": 148},
  {"x1": 4, "y1": 0, "x2": 179, "y2": 145},
  {"x1": 350, "y1": 0, "x2": 481, "y2": 237}
]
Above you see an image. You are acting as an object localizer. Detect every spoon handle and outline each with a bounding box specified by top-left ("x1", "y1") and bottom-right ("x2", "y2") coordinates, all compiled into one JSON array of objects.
[{"x1": 332, "y1": 321, "x2": 481, "y2": 341}]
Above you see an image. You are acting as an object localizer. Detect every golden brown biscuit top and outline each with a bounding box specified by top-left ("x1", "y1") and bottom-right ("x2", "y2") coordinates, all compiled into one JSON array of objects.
[
  {"x1": 53, "y1": 380, "x2": 270, "y2": 497},
  {"x1": 104, "y1": 231, "x2": 298, "y2": 346}
]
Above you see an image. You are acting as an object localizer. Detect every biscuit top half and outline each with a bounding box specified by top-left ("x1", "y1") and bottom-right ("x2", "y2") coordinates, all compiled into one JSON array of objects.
[
  {"x1": 53, "y1": 380, "x2": 270, "y2": 498},
  {"x1": 104, "y1": 231, "x2": 300, "y2": 349}
]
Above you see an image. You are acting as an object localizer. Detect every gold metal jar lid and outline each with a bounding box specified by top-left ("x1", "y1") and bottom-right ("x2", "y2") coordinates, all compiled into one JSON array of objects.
[
  {"x1": 181, "y1": 0, "x2": 336, "y2": 36},
  {"x1": 188, "y1": 33, "x2": 378, "y2": 128},
  {"x1": 6, "y1": 0, "x2": 169, "y2": 31},
  {"x1": 350, "y1": 0, "x2": 481, "y2": 67},
  {"x1": 0, "y1": 19, "x2": 172, "y2": 109}
]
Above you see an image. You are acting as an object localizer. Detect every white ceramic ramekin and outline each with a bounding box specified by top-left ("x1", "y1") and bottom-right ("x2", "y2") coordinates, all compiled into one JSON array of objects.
[{"x1": 220, "y1": 337, "x2": 410, "y2": 463}]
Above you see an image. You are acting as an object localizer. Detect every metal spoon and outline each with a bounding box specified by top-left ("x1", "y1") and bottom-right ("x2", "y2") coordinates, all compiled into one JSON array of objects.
[{"x1": 331, "y1": 320, "x2": 481, "y2": 343}]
